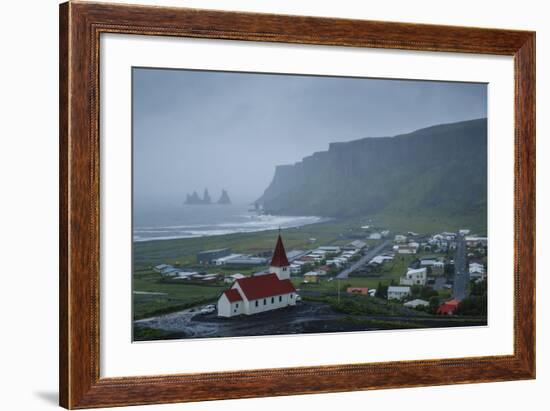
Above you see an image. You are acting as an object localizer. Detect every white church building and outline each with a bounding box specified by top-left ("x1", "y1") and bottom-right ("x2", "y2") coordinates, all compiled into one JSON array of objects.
[{"x1": 217, "y1": 234, "x2": 298, "y2": 317}]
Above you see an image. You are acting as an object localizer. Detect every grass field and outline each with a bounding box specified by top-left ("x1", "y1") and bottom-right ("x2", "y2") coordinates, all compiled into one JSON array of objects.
[
  {"x1": 372, "y1": 211, "x2": 487, "y2": 236},
  {"x1": 133, "y1": 272, "x2": 225, "y2": 319}
]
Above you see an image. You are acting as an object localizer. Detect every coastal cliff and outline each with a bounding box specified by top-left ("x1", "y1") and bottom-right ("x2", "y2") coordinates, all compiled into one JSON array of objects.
[{"x1": 256, "y1": 118, "x2": 487, "y2": 223}]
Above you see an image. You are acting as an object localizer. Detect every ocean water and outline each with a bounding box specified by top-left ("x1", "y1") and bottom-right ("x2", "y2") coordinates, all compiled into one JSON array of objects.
[{"x1": 133, "y1": 203, "x2": 323, "y2": 242}]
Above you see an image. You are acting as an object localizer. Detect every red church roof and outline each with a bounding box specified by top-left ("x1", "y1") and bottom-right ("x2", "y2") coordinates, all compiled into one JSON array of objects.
[
  {"x1": 235, "y1": 273, "x2": 296, "y2": 300},
  {"x1": 270, "y1": 234, "x2": 290, "y2": 267},
  {"x1": 223, "y1": 288, "x2": 242, "y2": 303}
]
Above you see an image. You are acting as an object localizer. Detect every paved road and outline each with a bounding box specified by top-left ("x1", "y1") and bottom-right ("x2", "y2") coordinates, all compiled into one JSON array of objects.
[
  {"x1": 452, "y1": 234, "x2": 469, "y2": 300},
  {"x1": 336, "y1": 240, "x2": 391, "y2": 279}
]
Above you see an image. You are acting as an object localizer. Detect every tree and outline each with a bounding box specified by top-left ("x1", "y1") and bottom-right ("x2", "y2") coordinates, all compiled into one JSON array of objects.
[
  {"x1": 420, "y1": 287, "x2": 439, "y2": 300},
  {"x1": 375, "y1": 282, "x2": 388, "y2": 299},
  {"x1": 411, "y1": 285, "x2": 422, "y2": 298}
]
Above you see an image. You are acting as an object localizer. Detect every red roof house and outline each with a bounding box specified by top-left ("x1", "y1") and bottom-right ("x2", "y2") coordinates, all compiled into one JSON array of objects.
[
  {"x1": 437, "y1": 299, "x2": 460, "y2": 315},
  {"x1": 347, "y1": 287, "x2": 369, "y2": 295}
]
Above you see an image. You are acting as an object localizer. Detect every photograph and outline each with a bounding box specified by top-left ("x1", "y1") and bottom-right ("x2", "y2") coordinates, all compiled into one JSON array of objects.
[{"x1": 132, "y1": 68, "x2": 489, "y2": 341}]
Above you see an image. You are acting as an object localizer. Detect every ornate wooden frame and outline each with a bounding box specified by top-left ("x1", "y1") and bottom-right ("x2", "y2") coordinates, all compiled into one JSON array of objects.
[{"x1": 59, "y1": 1, "x2": 535, "y2": 408}]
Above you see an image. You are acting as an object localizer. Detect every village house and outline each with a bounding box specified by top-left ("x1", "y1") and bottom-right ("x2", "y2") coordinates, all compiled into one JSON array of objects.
[
  {"x1": 347, "y1": 287, "x2": 369, "y2": 295},
  {"x1": 394, "y1": 244, "x2": 418, "y2": 254},
  {"x1": 344, "y1": 240, "x2": 367, "y2": 250},
  {"x1": 394, "y1": 234, "x2": 408, "y2": 243},
  {"x1": 217, "y1": 234, "x2": 298, "y2": 317},
  {"x1": 213, "y1": 253, "x2": 243, "y2": 265},
  {"x1": 317, "y1": 265, "x2": 331, "y2": 276},
  {"x1": 289, "y1": 264, "x2": 302, "y2": 275},
  {"x1": 160, "y1": 267, "x2": 180, "y2": 276},
  {"x1": 368, "y1": 232, "x2": 382, "y2": 240},
  {"x1": 469, "y1": 262, "x2": 486, "y2": 280},
  {"x1": 173, "y1": 270, "x2": 198, "y2": 280},
  {"x1": 223, "y1": 273, "x2": 246, "y2": 284},
  {"x1": 465, "y1": 236, "x2": 488, "y2": 247},
  {"x1": 197, "y1": 248, "x2": 231, "y2": 264},
  {"x1": 420, "y1": 256, "x2": 445, "y2": 275},
  {"x1": 153, "y1": 264, "x2": 171, "y2": 273},
  {"x1": 286, "y1": 250, "x2": 305, "y2": 261},
  {"x1": 437, "y1": 299, "x2": 461, "y2": 315},
  {"x1": 419, "y1": 256, "x2": 438, "y2": 266},
  {"x1": 400, "y1": 267, "x2": 427, "y2": 286},
  {"x1": 318, "y1": 246, "x2": 341, "y2": 253},
  {"x1": 224, "y1": 255, "x2": 268, "y2": 266},
  {"x1": 325, "y1": 259, "x2": 342, "y2": 267},
  {"x1": 387, "y1": 286, "x2": 411, "y2": 300},
  {"x1": 369, "y1": 255, "x2": 391, "y2": 265},
  {"x1": 404, "y1": 299, "x2": 429, "y2": 308},
  {"x1": 303, "y1": 271, "x2": 320, "y2": 283}
]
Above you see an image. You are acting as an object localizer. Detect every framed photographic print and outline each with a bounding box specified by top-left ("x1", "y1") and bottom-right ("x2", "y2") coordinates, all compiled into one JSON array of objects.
[{"x1": 59, "y1": 1, "x2": 535, "y2": 409}]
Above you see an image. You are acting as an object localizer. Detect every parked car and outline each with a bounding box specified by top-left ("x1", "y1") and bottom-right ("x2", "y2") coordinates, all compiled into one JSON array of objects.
[{"x1": 200, "y1": 305, "x2": 216, "y2": 314}]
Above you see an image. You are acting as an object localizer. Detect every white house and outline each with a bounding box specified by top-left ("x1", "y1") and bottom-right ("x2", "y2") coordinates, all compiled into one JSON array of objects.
[
  {"x1": 396, "y1": 245, "x2": 417, "y2": 254},
  {"x1": 213, "y1": 254, "x2": 243, "y2": 265},
  {"x1": 369, "y1": 255, "x2": 394, "y2": 265},
  {"x1": 394, "y1": 234, "x2": 407, "y2": 243},
  {"x1": 159, "y1": 267, "x2": 180, "y2": 276},
  {"x1": 469, "y1": 262, "x2": 486, "y2": 280},
  {"x1": 388, "y1": 286, "x2": 411, "y2": 300},
  {"x1": 318, "y1": 246, "x2": 341, "y2": 253},
  {"x1": 153, "y1": 264, "x2": 171, "y2": 273},
  {"x1": 217, "y1": 234, "x2": 298, "y2": 317},
  {"x1": 420, "y1": 256, "x2": 439, "y2": 267},
  {"x1": 310, "y1": 249, "x2": 327, "y2": 256},
  {"x1": 290, "y1": 264, "x2": 302, "y2": 274},
  {"x1": 465, "y1": 236, "x2": 488, "y2": 247},
  {"x1": 174, "y1": 270, "x2": 198, "y2": 280},
  {"x1": 223, "y1": 273, "x2": 246, "y2": 284},
  {"x1": 400, "y1": 267, "x2": 427, "y2": 286},
  {"x1": 349, "y1": 240, "x2": 367, "y2": 250},
  {"x1": 404, "y1": 299, "x2": 429, "y2": 308},
  {"x1": 368, "y1": 232, "x2": 382, "y2": 240}
]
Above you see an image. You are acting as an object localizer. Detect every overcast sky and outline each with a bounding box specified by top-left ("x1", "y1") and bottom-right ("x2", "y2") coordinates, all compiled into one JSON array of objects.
[{"x1": 133, "y1": 68, "x2": 487, "y2": 208}]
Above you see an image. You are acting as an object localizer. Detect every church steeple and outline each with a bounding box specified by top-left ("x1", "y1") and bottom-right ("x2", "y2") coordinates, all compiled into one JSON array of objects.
[{"x1": 270, "y1": 233, "x2": 290, "y2": 280}]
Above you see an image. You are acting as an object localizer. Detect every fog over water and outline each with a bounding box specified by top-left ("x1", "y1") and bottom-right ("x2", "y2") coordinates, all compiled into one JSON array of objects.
[{"x1": 133, "y1": 68, "x2": 487, "y2": 211}]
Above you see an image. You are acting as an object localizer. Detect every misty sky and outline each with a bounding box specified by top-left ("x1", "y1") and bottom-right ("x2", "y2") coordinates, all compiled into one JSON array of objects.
[{"x1": 133, "y1": 68, "x2": 487, "y2": 208}]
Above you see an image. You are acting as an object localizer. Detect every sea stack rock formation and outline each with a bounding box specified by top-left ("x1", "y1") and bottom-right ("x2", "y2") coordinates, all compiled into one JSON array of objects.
[{"x1": 217, "y1": 189, "x2": 232, "y2": 205}]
